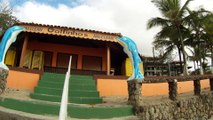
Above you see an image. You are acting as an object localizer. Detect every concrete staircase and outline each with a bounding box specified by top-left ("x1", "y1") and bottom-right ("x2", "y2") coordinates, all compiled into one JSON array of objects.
[
  {"x1": 0, "y1": 72, "x2": 134, "y2": 119},
  {"x1": 30, "y1": 72, "x2": 102, "y2": 104}
]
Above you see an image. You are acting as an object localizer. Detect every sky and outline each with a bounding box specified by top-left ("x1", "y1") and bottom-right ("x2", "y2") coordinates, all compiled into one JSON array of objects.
[{"x1": 2, "y1": 0, "x2": 213, "y2": 57}]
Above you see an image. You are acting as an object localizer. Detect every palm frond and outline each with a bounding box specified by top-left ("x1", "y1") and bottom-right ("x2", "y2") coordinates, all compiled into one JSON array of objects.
[
  {"x1": 147, "y1": 17, "x2": 170, "y2": 29},
  {"x1": 178, "y1": 0, "x2": 192, "y2": 18}
]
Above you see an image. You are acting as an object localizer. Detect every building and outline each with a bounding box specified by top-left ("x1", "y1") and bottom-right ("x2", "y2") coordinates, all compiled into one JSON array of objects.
[
  {"x1": 0, "y1": 23, "x2": 211, "y2": 119},
  {"x1": 2, "y1": 23, "x2": 182, "y2": 78},
  {"x1": 169, "y1": 61, "x2": 182, "y2": 76},
  {"x1": 3, "y1": 22, "x2": 128, "y2": 75},
  {"x1": 141, "y1": 56, "x2": 182, "y2": 76}
]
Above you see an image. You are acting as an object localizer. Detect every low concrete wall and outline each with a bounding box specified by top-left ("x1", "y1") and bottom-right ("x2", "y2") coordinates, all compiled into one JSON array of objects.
[
  {"x1": 138, "y1": 93, "x2": 213, "y2": 120},
  {"x1": 97, "y1": 78, "x2": 210, "y2": 97},
  {"x1": 7, "y1": 70, "x2": 40, "y2": 90}
]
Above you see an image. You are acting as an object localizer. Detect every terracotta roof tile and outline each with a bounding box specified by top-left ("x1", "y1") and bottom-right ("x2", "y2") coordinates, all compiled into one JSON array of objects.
[{"x1": 15, "y1": 22, "x2": 122, "y2": 36}]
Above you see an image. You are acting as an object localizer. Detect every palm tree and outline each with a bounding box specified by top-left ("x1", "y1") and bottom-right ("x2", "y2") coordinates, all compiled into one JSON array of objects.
[
  {"x1": 186, "y1": 9, "x2": 213, "y2": 74},
  {"x1": 203, "y1": 13, "x2": 213, "y2": 73},
  {"x1": 147, "y1": 0, "x2": 192, "y2": 75},
  {"x1": 188, "y1": 47, "x2": 199, "y2": 71},
  {"x1": 185, "y1": 8, "x2": 209, "y2": 74}
]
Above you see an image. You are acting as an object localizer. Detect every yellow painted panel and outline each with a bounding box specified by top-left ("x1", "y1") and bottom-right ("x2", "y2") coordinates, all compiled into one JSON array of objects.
[
  {"x1": 124, "y1": 58, "x2": 144, "y2": 76},
  {"x1": 125, "y1": 58, "x2": 133, "y2": 76},
  {"x1": 5, "y1": 50, "x2": 16, "y2": 66},
  {"x1": 23, "y1": 50, "x2": 33, "y2": 69},
  {"x1": 31, "y1": 51, "x2": 44, "y2": 70}
]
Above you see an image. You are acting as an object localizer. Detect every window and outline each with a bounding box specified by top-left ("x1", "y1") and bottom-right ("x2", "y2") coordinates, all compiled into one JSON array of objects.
[
  {"x1": 57, "y1": 53, "x2": 77, "y2": 69},
  {"x1": 43, "y1": 51, "x2": 53, "y2": 67},
  {"x1": 82, "y1": 55, "x2": 102, "y2": 71}
]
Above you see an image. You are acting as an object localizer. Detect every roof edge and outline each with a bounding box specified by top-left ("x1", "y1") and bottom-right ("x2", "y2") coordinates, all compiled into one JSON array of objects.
[{"x1": 15, "y1": 22, "x2": 122, "y2": 37}]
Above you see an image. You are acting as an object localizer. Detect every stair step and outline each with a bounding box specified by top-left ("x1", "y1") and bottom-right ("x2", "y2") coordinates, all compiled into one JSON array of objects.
[
  {"x1": 70, "y1": 77, "x2": 94, "y2": 81},
  {"x1": 0, "y1": 97, "x2": 134, "y2": 119},
  {"x1": 38, "y1": 81, "x2": 96, "y2": 88},
  {"x1": 40, "y1": 79, "x2": 96, "y2": 85},
  {"x1": 39, "y1": 78, "x2": 96, "y2": 84},
  {"x1": 69, "y1": 84, "x2": 97, "y2": 91},
  {"x1": 34, "y1": 87, "x2": 100, "y2": 97},
  {"x1": 70, "y1": 75, "x2": 93, "y2": 79},
  {"x1": 70, "y1": 97, "x2": 103, "y2": 104},
  {"x1": 30, "y1": 93, "x2": 103, "y2": 104},
  {"x1": 38, "y1": 83, "x2": 97, "y2": 91},
  {"x1": 40, "y1": 76, "x2": 94, "y2": 81},
  {"x1": 30, "y1": 93, "x2": 61, "y2": 102},
  {"x1": 42, "y1": 73, "x2": 93, "y2": 80},
  {"x1": 0, "y1": 97, "x2": 59, "y2": 115},
  {"x1": 42, "y1": 73, "x2": 65, "y2": 78}
]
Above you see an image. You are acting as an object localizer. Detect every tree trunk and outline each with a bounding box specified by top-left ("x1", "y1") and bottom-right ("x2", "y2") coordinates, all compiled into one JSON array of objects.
[
  {"x1": 0, "y1": 68, "x2": 8, "y2": 94},
  {"x1": 196, "y1": 60, "x2": 199, "y2": 71},
  {"x1": 199, "y1": 45, "x2": 204, "y2": 75},
  {"x1": 211, "y1": 46, "x2": 213, "y2": 74},
  {"x1": 178, "y1": 48, "x2": 183, "y2": 74},
  {"x1": 193, "y1": 60, "x2": 196, "y2": 70},
  {"x1": 127, "y1": 80, "x2": 142, "y2": 113},
  {"x1": 178, "y1": 27, "x2": 188, "y2": 75},
  {"x1": 181, "y1": 43, "x2": 188, "y2": 75}
]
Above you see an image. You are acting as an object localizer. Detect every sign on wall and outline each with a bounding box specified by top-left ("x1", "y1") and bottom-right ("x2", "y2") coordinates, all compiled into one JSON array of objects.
[{"x1": 21, "y1": 24, "x2": 119, "y2": 42}]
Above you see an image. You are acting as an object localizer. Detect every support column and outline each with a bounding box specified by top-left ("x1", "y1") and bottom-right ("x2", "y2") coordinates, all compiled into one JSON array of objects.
[
  {"x1": 52, "y1": 52, "x2": 57, "y2": 67},
  {"x1": 77, "y1": 55, "x2": 82, "y2": 69},
  {"x1": 107, "y1": 47, "x2": 111, "y2": 75},
  {"x1": 19, "y1": 34, "x2": 29, "y2": 67}
]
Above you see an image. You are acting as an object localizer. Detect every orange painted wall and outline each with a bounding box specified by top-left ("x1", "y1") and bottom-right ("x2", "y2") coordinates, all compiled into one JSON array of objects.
[
  {"x1": 142, "y1": 83, "x2": 168, "y2": 96},
  {"x1": 7, "y1": 70, "x2": 40, "y2": 90},
  {"x1": 97, "y1": 79, "x2": 210, "y2": 97},
  {"x1": 27, "y1": 41, "x2": 107, "y2": 71},
  {"x1": 97, "y1": 79, "x2": 129, "y2": 96}
]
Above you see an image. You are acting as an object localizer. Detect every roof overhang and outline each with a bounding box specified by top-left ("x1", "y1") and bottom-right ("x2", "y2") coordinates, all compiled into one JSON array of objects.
[{"x1": 16, "y1": 22, "x2": 122, "y2": 43}]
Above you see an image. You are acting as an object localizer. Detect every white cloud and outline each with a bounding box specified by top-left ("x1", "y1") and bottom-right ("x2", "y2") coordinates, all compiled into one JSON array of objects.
[
  {"x1": 187, "y1": 0, "x2": 213, "y2": 11},
  {"x1": 12, "y1": 0, "x2": 212, "y2": 56}
]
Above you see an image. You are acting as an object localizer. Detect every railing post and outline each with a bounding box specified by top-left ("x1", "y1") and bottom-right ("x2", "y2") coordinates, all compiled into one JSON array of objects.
[
  {"x1": 210, "y1": 78, "x2": 213, "y2": 91},
  {"x1": 194, "y1": 79, "x2": 201, "y2": 96},
  {"x1": 127, "y1": 80, "x2": 142, "y2": 115},
  {"x1": 127, "y1": 80, "x2": 142, "y2": 106},
  {"x1": 168, "y1": 79, "x2": 177, "y2": 101},
  {"x1": 59, "y1": 56, "x2": 72, "y2": 120},
  {"x1": 0, "y1": 68, "x2": 8, "y2": 94}
]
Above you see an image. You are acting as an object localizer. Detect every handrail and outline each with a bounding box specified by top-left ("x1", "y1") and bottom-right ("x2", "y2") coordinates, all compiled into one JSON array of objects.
[{"x1": 59, "y1": 56, "x2": 72, "y2": 120}]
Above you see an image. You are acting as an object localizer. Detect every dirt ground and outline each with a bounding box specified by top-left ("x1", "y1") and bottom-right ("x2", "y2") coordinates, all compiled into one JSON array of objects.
[{"x1": 0, "y1": 87, "x2": 212, "y2": 120}]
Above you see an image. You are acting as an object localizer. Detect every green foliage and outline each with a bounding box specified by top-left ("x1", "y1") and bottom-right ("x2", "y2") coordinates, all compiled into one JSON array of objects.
[
  {"x1": 148, "y1": 0, "x2": 213, "y2": 75},
  {"x1": 148, "y1": 0, "x2": 192, "y2": 75},
  {"x1": 0, "y1": 3, "x2": 18, "y2": 35},
  {"x1": 185, "y1": 8, "x2": 213, "y2": 74}
]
